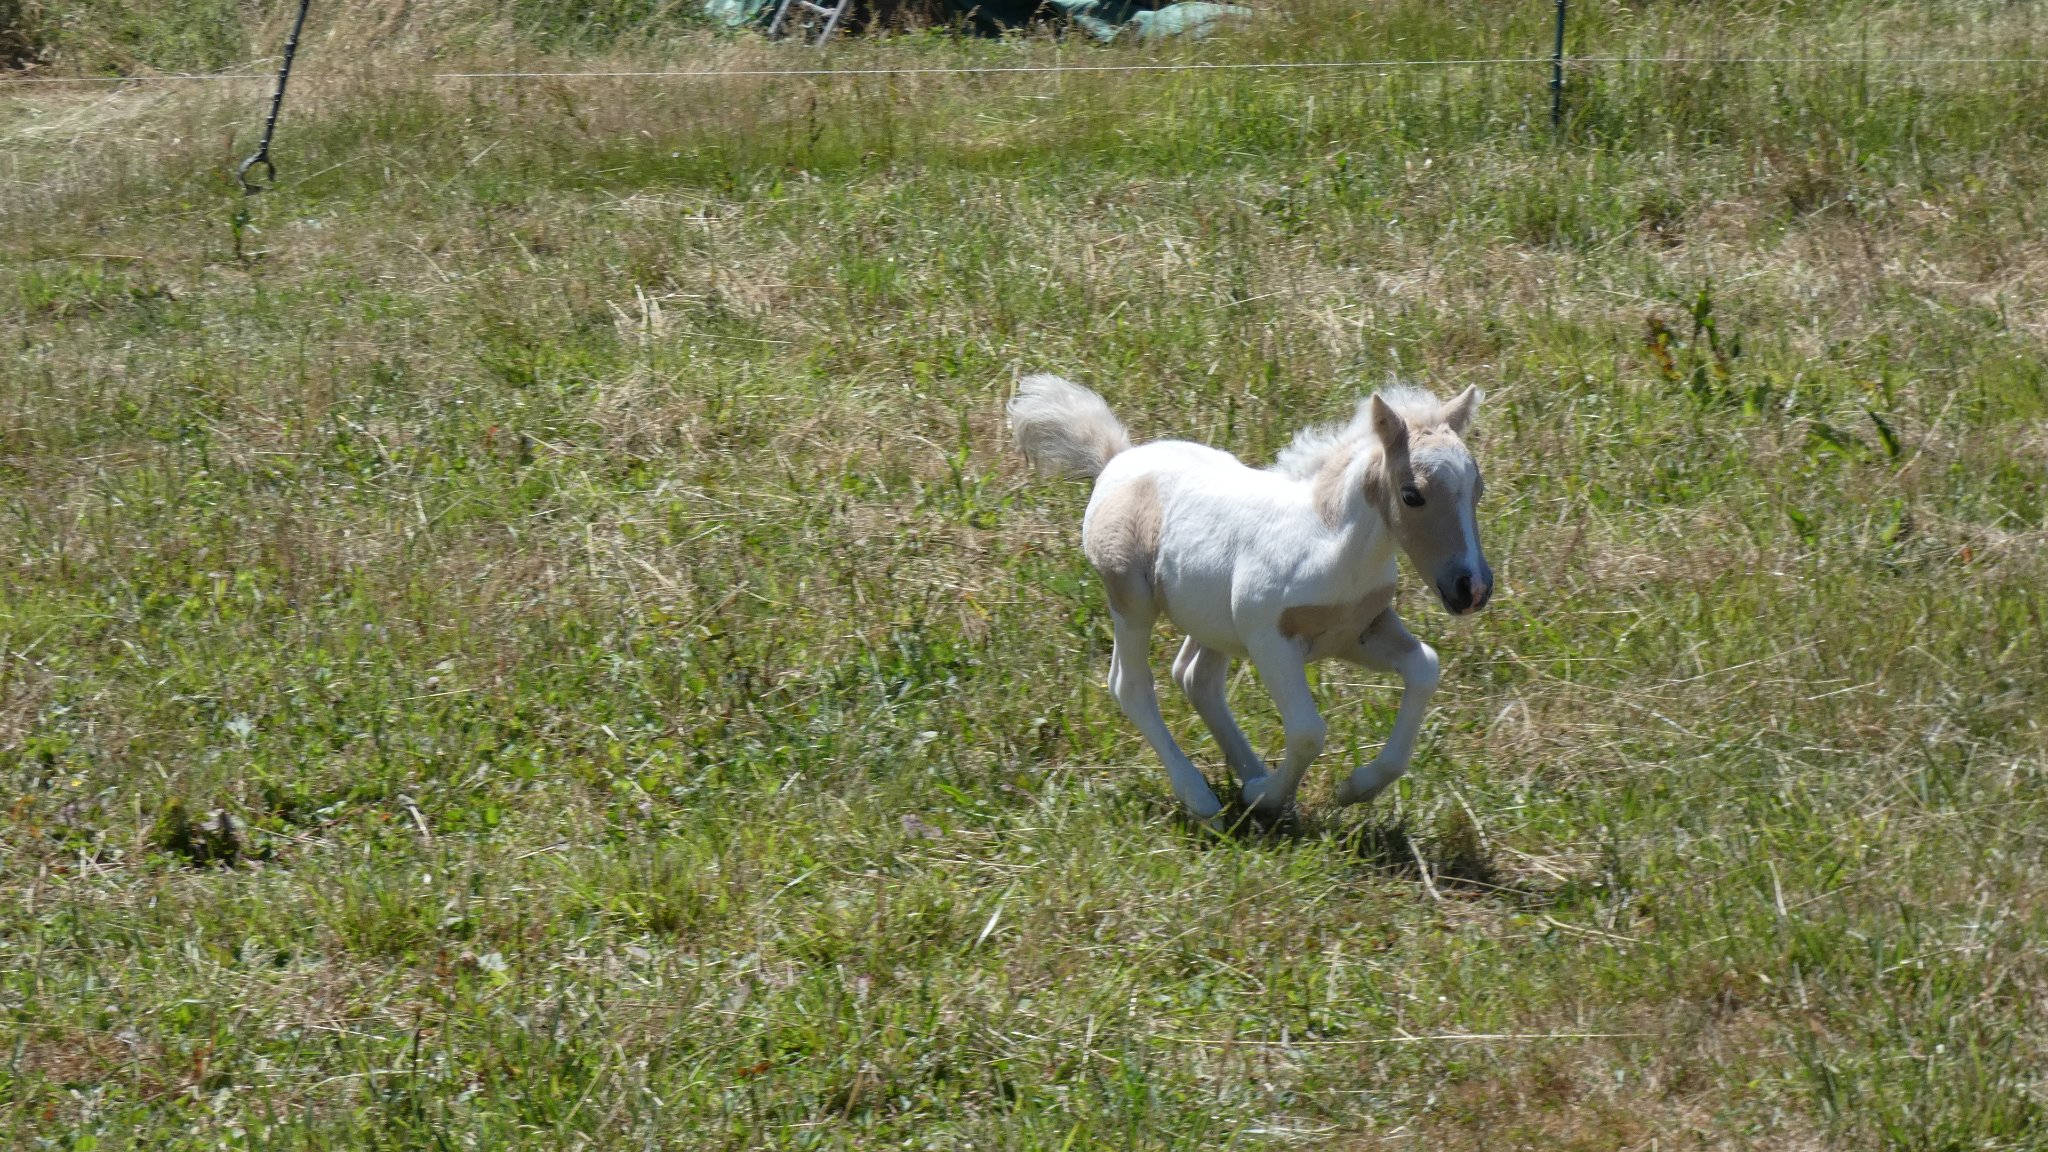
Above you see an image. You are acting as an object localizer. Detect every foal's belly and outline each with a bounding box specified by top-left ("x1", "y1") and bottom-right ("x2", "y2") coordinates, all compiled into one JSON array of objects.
[
  {"x1": 1172, "y1": 618, "x2": 1249, "y2": 658},
  {"x1": 1155, "y1": 572, "x2": 1245, "y2": 656}
]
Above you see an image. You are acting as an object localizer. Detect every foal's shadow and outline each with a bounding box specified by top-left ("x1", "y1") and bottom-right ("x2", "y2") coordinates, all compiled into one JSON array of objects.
[{"x1": 1169, "y1": 783, "x2": 1563, "y2": 907}]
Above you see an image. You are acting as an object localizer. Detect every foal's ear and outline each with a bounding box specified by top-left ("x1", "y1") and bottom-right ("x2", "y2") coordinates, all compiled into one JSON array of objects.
[
  {"x1": 1440, "y1": 385, "x2": 1483, "y2": 436},
  {"x1": 1368, "y1": 394, "x2": 1409, "y2": 455}
]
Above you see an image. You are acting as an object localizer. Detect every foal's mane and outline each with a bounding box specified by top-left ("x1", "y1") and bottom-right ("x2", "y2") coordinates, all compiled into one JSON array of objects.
[{"x1": 1269, "y1": 385, "x2": 1445, "y2": 479}]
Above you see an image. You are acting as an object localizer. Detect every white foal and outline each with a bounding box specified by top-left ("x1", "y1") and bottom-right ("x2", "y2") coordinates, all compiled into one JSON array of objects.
[{"x1": 1008, "y1": 374, "x2": 1492, "y2": 828}]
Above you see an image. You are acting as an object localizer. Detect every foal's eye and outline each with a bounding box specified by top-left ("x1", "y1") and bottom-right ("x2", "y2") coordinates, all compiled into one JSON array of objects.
[{"x1": 1400, "y1": 485, "x2": 1425, "y2": 508}]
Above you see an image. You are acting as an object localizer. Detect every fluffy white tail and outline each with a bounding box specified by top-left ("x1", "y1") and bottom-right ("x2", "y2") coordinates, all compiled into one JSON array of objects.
[{"x1": 1007, "y1": 374, "x2": 1132, "y2": 480}]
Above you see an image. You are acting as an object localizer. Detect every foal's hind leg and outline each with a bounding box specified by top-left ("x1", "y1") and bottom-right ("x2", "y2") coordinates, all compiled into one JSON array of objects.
[
  {"x1": 1333, "y1": 608, "x2": 1440, "y2": 806},
  {"x1": 1171, "y1": 638, "x2": 1267, "y2": 785},
  {"x1": 1108, "y1": 608, "x2": 1226, "y2": 826}
]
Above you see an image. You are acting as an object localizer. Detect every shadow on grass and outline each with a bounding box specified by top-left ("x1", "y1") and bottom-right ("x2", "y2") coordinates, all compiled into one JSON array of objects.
[
  {"x1": 1340, "y1": 809, "x2": 1569, "y2": 906},
  {"x1": 1159, "y1": 782, "x2": 1569, "y2": 907}
]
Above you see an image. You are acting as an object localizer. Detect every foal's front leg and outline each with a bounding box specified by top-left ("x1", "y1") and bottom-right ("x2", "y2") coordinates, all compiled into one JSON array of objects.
[
  {"x1": 1237, "y1": 630, "x2": 1325, "y2": 816},
  {"x1": 1333, "y1": 608, "x2": 1441, "y2": 806}
]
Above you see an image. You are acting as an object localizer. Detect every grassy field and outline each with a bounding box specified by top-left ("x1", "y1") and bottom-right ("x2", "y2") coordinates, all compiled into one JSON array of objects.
[{"x1": 5, "y1": 0, "x2": 2048, "y2": 1147}]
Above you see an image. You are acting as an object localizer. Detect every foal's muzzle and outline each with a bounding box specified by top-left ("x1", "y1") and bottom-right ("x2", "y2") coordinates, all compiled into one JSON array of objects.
[{"x1": 1436, "y1": 562, "x2": 1493, "y2": 615}]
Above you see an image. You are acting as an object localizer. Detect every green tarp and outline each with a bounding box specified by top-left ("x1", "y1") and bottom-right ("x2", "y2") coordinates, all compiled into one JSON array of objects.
[
  {"x1": 704, "y1": 0, "x2": 774, "y2": 27},
  {"x1": 1057, "y1": 0, "x2": 1251, "y2": 42}
]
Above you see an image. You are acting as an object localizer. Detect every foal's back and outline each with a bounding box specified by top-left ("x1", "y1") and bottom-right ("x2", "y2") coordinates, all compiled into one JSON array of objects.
[{"x1": 1083, "y1": 439, "x2": 1330, "y2": 655}]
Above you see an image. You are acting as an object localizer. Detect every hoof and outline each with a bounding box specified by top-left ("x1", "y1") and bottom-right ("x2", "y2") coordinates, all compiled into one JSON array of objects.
[
  {"x1": 1239, "y1": 775, "x2": 1290, "y2": 815},
  {"x1": 1178, "y1": 790, "x2": 1225, "y2": 828},
  {"x1": 1335, "y1": 761, "x2": 1402, "y2": 806}
]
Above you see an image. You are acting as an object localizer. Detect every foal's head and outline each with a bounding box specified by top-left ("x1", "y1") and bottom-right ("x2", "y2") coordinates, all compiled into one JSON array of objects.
[{"x1": 1365, "y1": 387, "x2": 1493, "y2": 615}]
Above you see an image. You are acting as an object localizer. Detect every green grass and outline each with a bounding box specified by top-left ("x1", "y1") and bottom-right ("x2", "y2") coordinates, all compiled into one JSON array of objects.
[{"x1": 4, "y1": 0, "x2": 2048, "y2": 1147}]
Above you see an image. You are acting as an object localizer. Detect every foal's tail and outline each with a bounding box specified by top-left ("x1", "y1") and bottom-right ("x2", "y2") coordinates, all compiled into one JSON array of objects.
[{"x1": 1007, "y1": 374, "x2": 1132, "y2": 480}]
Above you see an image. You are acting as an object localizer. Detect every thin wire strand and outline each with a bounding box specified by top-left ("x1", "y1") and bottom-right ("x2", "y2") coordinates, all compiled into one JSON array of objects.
[
  {"x1": 1578, "y1": 54, "x2": 2048, "y2": 64},
  {"x1": 4, "y1": 54, "x2": 2044, "y2": 85},
  {"x1": 433, "y1": 56, "x2": 1549, "y2": 78},
  {"x1": 6, "y1": 57, "x2": 1542, "y2": 83}
]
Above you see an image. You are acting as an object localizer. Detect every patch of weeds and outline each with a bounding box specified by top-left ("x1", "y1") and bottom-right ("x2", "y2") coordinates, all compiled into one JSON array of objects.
[
  {"x1": 1803, "y1": 418, "x2": 1867, "y2": 463},
  {"x1": 24, "y1": 0, "x2": 248, "y2": 74},
  {"x1": 1504, "y1": 180, "x2": 1602, "y2": 250},
  {"x1": 1645, "y1": 285, "x2": 1749, "y2": 410},
  {"x1": 40, "y1": 797, "x2": 113, "y2": 860},
  {"x1": 599, "y1": 846, "x2": 723, "y2": 936},
  {"x1": 327, "y1": 872, "x2": 443, "y2": 958},
  {"x1": 1779, "y1": 152, "x2": 1850, "y2": 217},
  {"x1": 16, "y1": 263, "x2": 174, "y2": 321},
  {"x1": 0, "y1": 0, "x2": 47, "y2": 69},
  {"x1": 150, "y1": 799, "x2": 242, "y2": 867},
  {"x1": 1636, "y1": 186, "x2": 1688, "y2": 247},
  {"x1": 1427, "y1": 802, "x2": 1498, "y2": 890}
]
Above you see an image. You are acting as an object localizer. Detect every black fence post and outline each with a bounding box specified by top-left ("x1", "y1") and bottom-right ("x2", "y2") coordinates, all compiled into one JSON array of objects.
[
  {"x1": 1550, "y1": 0, "x2": 1567, "y2": 132},
  {"x1": 238, "y1": 0, "x2": 314, "y2": 193}
]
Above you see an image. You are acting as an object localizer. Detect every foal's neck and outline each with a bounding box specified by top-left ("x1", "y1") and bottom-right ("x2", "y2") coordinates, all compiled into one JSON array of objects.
[{"x1": 1326, "y1": 441, "x2": 1400, "y2": 569}]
